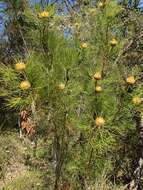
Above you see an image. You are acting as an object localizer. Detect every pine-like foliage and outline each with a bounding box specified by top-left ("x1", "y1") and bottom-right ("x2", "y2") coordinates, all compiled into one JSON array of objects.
[{"x1": 0, "y1": 0, "x2": 143, "y2": 189}]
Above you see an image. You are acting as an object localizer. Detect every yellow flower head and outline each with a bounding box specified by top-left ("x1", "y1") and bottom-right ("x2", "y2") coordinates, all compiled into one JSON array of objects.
[
  {"x1": 20, "y1": 81, "x2": 31, "y2": 90},
  {"x1": 110, "y1": 38, "x2": 118, "y2": 46},
  {"x1": 95, "y1": 117, "x2": 105, "y2": 127},
  {"x1": 38, "y1": 11, "x2": 49, "y2": 18},
  {"x1": 98, "y1": 2, "x2": 105, "y2": 8},
  {"x1": 95, "y1": 85, "x2": 102, "y2": 92},
  {"x1": 94, "y1": 72, "x2": 102, "y2": 80},
  {"x1": 132, "y1": 97, "x2": 142, "y2": 105},
  {"x1": 58, "y1": 83, "x2": 65, "y2": 90},
  {"x1": 75, "y1": 22, "x2": 80, "y2": 28},
  {"x1": 126, "y1": 76, "x2": 136, "y2": 85},
  {"x1": 80, "y1": 42, "x2": 88, "y2": 49},
  {"x1": 15, "y1": 62, "x2": 26, "y2": 72},
  {"x1": 89, "y1": 8, "x2": 96, "y2": 14}
]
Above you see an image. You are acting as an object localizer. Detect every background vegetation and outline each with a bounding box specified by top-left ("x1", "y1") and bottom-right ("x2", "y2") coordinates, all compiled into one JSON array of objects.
[{"x1": 0, "y1": 0, "x2": 143, "y2": 189}]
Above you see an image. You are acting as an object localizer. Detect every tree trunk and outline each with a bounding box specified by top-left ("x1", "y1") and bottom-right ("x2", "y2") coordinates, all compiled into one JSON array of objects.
[{"x1": 129, "y1": 112, "x2": 143, "y2": 190}]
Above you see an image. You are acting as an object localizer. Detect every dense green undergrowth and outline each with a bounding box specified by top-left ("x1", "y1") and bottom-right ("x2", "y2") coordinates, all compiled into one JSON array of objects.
[
  {"x1": 0, "y1": 130, "x2": 126, "y2": 190},
  {"x1": 0, "y1": 0, "x2": 143, "y2": 189}
]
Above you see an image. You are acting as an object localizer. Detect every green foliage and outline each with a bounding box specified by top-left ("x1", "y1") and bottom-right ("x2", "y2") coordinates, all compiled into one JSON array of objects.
[{"x1": 0, "y1": 0, "x2": 143, "y2": 189}]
